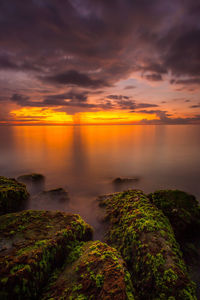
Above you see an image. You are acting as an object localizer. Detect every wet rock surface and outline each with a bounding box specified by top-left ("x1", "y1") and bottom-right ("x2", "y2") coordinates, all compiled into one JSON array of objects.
[
  {"x1": 42, "y1": 241, "x2": 135, "y2": 300},
  {"x1": 113, "y1": 177, "x2": 139, "y2": 184},
  {"x1": 148, "y1": 189, "x2": 200, "y2": 239},
  {"x1": 0, "y1": 210, "x2": 93, "y2": 300},
  {"x1": 99, "y1": 190, "x2": 197, "y2": 299},
  {"x1": 38, "y1": 188, "x2": 69, "y2": 202},
  {"x1": 17, "y1": 174, "x2": 45, "y2": 183},
  {"x1": 17, "y1": 174, "x2": 45, "y2": 196},
  {"x1": 149, "y1": 189, "x2": 200, "y2": 298},
  {"x1": 0, "y1": 176, "x2": 29, "y2": 215}
]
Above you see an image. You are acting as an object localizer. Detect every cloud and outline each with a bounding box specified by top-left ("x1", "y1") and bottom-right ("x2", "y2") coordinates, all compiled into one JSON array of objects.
[
  {"x1": 107, "y1": 95, "x2": 130, "y2": 100},
  {"x1": 0, "y1": 0, "x2": 200, "y2": 123},
  {"x1": 124, "y1": 85, "x2": 136, "y2": 90},
  {"x1": 140, "y1": 110, "x2": 200, "y2": 124},
  {"x1": 42, "y1": 70, "x2": 110, "y2": 89},
  {"x1": 190, "y1": 103, "x2": 200, "y2": 108},
  {"x1": 170, "y1": 78, "x2": 200, "y2": 85},
  {"x1": 143, "y1": 73, "x2": 163, "y2": 81}
]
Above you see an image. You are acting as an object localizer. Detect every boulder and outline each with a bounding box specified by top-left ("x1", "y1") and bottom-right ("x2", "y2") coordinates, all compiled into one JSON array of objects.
[
  {"x1": 39, "y1": 188, "x2": 69, "y2": 202},
  {"x1": 113, "y1": 177, "x2": 139, "y2": 184},
  {"x1": 17, "y1": 174, "x2": 45, "y2": 195},
  {"x1": 148, "y1": 190, "x2": 200, "y2": 239},
  {"x1": 0, "y1": 176, "x2": 29, "y2": 215},
  {"x1": 17, "y1": 174, "x2": 44, "y2": 182},
  {"x1": 0, "y1": 210, "x2": 93, "y2": 300},
  {"x1": 99, "y1": 190, "x2": 197, "y2": 299},
  {"x1": 42, "y1": 241, "x2": 135, "y2": 300}
]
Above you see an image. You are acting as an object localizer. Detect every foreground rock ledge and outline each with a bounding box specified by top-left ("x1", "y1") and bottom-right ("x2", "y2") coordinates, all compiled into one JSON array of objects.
[
  {"x1": 99, "y1": 190, "x2": 197, "y2": 299},
  {"x1": 148, "y1": 189, "x2": 200, "y2": 240},
  {"x1": 0, "y1": 176, "x2": 29, "y2": 215},
  {"x1": 42, "y1": 241, "x2": 135, "y2": 300},
  {"x1": 0, "y1": 210, "x2": 93, "y2": 300}
]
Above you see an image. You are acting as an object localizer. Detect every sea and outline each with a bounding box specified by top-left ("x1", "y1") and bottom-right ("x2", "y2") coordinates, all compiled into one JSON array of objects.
[{"x1": 0, "y1": 125, "x2": 200, "y2": 239}]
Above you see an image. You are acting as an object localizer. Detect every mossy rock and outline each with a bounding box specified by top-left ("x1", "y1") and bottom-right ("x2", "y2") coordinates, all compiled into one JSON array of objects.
[
  {"x1": 99, "y1": 190, "x2": 197, "y2": 299},
  {"x1": 0, "y1": 210, "x2": 93, "y2": 300},
  {"x1": 36, "y1": 188, "x2": 69, "y2": 202},
  {"x1": 0, "y1": 176, "x2": 29, "y2": 215},
  {"x1": 148, "y1": 190, "x2": 200, "y2": 239},
  {"x1": 17, "y1": 173, "x2": 44, "y2": 182},
  {"x1": 113, "y1": 177, "x2": 139, "y2": 184},
  {"x1": 42, "y1": 241, "x2": 135, "y2": 300},
  {"x1": 148, "y1": 190, "x2": 200, "y2": 297}
]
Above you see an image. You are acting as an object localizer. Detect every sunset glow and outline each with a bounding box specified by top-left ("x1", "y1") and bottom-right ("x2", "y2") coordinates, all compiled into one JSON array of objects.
[{"x1": 0, "y1": 1, "x2": 199, "y2": 124}]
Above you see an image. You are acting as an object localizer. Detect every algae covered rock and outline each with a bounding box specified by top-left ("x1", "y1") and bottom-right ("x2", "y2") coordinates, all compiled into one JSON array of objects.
[
  {"x1": 42, "y1": 241, "x2": 135, "y2": 300},
  {"x1": 17, "y1": 173, "x2": 44, "y2": 182},
  {"x1": 0, "y1": 210, "x2": 93, "y2": 300},
  {"x1": 148, "y1": 190, "x2": 200, "y2": 239},
  {"x1": 0, "y1": 176, "x2": 29, "y2": 215},
  {"x1": 37, "y1": 188, "x2": 69, "y2": 202},
  {"x1": 113, "y1": 177, "x2": 139, "y2": 184},
  {"x1": 99, "y1": 190, "x2": 197, "y2": 299},
  {"x1": 17, "y1": 174, "x2": 45, "y2": 195}
]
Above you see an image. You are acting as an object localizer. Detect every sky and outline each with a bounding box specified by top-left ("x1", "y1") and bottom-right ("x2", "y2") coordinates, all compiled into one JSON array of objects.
[{"x1": 0, "y1": 0, "x2": 200, "y2": 125}]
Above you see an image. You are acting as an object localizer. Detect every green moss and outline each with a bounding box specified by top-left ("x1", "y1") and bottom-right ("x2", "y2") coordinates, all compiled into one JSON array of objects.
[
  {"x1": 42, "y1": 241, "x2": 135, "y2": 300},
  {"x1": 0, "y1": 176, "x2": 29, "y2": 215},
  {"x1": 0, "y1": 210, "x2": 93, "y2": 300},
  {"x1": 148, "y1": 190, "x2": 200, "y2": 239},
  {"x1": 99, "y1": 190, "x2": 197, "y2": 299}
]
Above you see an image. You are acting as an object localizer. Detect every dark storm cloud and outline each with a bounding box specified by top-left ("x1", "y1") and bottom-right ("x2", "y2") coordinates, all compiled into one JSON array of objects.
[
  {"x1": 143, "y1": 73, "x2": 163, "y2": 82},
  {"x1": 10, "y1": 90, "x2": 95, "y2": 108},
  {"x1": 190, "y1": 103, "x2": 200, "y2": 109},
  {"x1": 138, "y1": 110, "x2": 164, "y2": 114},
  {"x1": 170, "y1": 78, "x2": 200, "y2": 85},
  {"x1": 1, "y1": 0, "x2": 199, "y2": 84},
  {"x1": 163, "y1": 29, "x2": 200, "y2": 78},
  {"x1": 140, "y1": 110, "x2": 200, "y2": 125},
  {"x1": 105, "y1": 97, "x2": 159, "y2": 111},
  {"x1": 42, "y1": 70, "x2": 110, "y2": 89},
  {"x1": 0, "y1": 0, "x2": 200, "y2": 122},
  {"x1": 11, "y1": 94, "x2": 30, "y2": 105},
  {"x1": 107, "y1": 95, "x2": 130, "y2": 100}
]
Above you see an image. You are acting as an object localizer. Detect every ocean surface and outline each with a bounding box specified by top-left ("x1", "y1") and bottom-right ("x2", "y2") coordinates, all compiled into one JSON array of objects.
[{"x1": 0, "y1": 125, "x2": 200, "y2": 239}]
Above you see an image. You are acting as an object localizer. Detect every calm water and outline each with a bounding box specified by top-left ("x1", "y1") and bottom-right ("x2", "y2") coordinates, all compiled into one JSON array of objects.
[{"x1": 0, "y1": 125, "x2": 200, "y2": 238}]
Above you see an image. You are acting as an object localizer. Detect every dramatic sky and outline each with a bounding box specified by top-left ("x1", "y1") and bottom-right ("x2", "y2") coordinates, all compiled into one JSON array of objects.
[{"x1": 0, "y1": 0, "x2": 200, "y2": 125}]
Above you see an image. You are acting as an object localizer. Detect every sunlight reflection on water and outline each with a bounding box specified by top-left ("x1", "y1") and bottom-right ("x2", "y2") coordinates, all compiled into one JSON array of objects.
[{"x1": 0, "y1": 125, "x2": 200, "y2": 239}]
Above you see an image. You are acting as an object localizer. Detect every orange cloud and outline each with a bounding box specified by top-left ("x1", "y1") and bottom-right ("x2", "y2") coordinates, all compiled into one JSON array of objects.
[{"x1": 10, "y1": 107, "x2": 158, "y2": 125}]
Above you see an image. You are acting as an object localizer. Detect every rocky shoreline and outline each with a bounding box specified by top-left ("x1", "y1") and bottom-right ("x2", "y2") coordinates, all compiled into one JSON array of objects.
[{"x1": 0, "y1": 175, "x2": 200, "y2": 299}]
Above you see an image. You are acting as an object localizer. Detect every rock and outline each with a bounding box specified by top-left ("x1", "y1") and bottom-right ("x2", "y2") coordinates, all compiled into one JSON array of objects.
[
  {"x1": 40, "y1": 188, "x2": 69, "y2": 202},
  {"x1": 17, "y1": 173, "x2": 44, "y2": 182},
  {"x1": 148, "y1": 190, "x2": 200, "y2": 240},
  {"x1": 148, "y1": 190, "x2": 200, "y2": 297},
  {"x1": 17, "y1": 174, "x2": 45, "y2": 196},
  {"x1": 0, "y1": 210, "x2": 93, "y2": 300},
  {"x1": 42, "y1": 241, "x2": 135, "y2": 300},
  {"x1": 0, "y1": 176, "x2": 29, "y2": 215},
  {"x1": 99, "y1": 190, "x2": 197, "y2": 299},
  {"x1": 113, "y1": 177, "x2": 139, "y2": 184}
]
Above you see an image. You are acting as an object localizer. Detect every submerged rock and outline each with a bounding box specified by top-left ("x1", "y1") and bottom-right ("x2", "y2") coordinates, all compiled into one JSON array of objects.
[
  {"x1": 17, "y1": 174, "x2": 45, "y2": 196},
  {"x1": 0, "y1": 176, "x2": 29, "y2": 215},
  {"x1": 148, "y1": 189, "x2": 200, "y2": 239},
  {"x1": 0, "y1": 210, "x2": 93, "y2": 300},
  {"x1": 99, "y1": 190, "x2": 197, "y2": 299},
  {"x1": 113, "y1": 177, "x2": 139, "y2": 184},
  {"x1": 42, "y1": 241, "x2": 135, "y2": 300},
  {"x1": 17, "y1": 173, "x2": 44, "y2": 182},
  {"x1": 40, "y1": 188, "x2": 69, "y2": 202}
]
